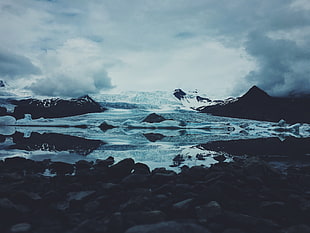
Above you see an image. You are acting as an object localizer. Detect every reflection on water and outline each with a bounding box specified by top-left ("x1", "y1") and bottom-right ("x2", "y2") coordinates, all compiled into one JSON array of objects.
[
  {"x1": 3, "y1": 132, "x2": 104, "y2": 156},
  {"x1": 0, "y1": 109, "x2": 309, "y2": 171}
]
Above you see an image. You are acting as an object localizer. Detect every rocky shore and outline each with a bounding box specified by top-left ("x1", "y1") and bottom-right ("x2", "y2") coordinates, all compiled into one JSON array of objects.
[{"x1": 1, "y1": 156, "x2": 310, "y2": 233}]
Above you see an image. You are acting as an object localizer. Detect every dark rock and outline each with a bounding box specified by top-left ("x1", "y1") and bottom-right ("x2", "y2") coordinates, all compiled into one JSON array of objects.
[
  {"x1": 99, "y1": 122, "x2": 116, "y2": 131},
  {"x1": 67, "y1": 191, "x2": 96, "y2": 202},
  {"x1": 259, "y1": 201, "x2": 286, "y2": 219},
  {"x1": 49, "y1": 161, "x2": 74, "y2": 175},
  {"x1": 144, "y1": 133, "x2": 165, "y2": 142},
  {"x1": 75, "y1": 160, "x2": 93, "y2": 172},
  {"x1": 173, "y1": 198, "x2": 194, "y2": 211},
  {"x1": 125, "y1": 221, "x2": 211, "y2": 233},
  {"x1": 109, "y1": 158, "x2": 135, "y2": 179},
  {"x1": 172, "y1": 154, "x2": 185, "y2": 167},
  {"x1": 133, "y1": 163, "x2": 151, "y2": 174},
  {"x1": 0, "y1": 106, "x2": 7, "y2": 116},
  {"x1": 221, "y1": 211, "x2": 280, "y2": 232},
  {"x1": 10, "y1": 223, "x2": 32, "y2": 233},
  {"x1": 123, "y1": 210, "x2": 166, "y2": 228},
  {"x1": 142, "y1": 113, "x2": 166, "y2": 123},
  {"x1": 243, "y1": 157, "x2": 280, "y2": 178},
  {"x1": 151, "y1": 171, "x2": 176, "y2": 184},
  {"x1": 4, "y1": 157, "x2": 45, "y2": 173},
  {"x1": 213, "y1": 154, "x2": 226, "y2": 163},
  {"x1": 284, "y1": 224, "x2": 310, "y2": 233},
  {"x1": 222, "y1": 229, "x2": 245, "y2": 233},
  {"x1": 10, "y1": 191, "x2": 42, "y2": 205},
  {"x1": 95, "y1": 156, "x2": 115, "y2": 168},
  {"x1": 0, "y1": 198, "x2": 27, "y2": 223},
  {"x1": 121, "y1": 174, "x2": 149, "y2": 186},
  {"x1": 196, "y1": 201, "x2": 222, "y2": 222},
  {"x1": 11, "y1": 95, "x2": 106, "y2": 120},
  {"x1": 83, "y1": 200, "x2": 100, "y2": 213}
]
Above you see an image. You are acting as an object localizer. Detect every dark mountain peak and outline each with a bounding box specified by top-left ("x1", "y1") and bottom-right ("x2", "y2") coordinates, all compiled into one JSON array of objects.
[
  {"x1": 240, "y1": 85, "x2": 270, "y2": 101},
  {"x1": 173, "y1": 89, "x2": 186, "y2": 100},
  {"x1": 0, "y1": 80, "x2": 5, "y2": 88}
]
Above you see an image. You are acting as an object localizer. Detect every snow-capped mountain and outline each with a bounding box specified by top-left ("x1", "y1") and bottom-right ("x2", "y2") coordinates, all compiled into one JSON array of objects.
[
  {"x1": 10, "y1": 95, "x2": 106, "y2": 119},
  {"x1": 173, "y1": 88, "x2": 237, "y2": 110}
]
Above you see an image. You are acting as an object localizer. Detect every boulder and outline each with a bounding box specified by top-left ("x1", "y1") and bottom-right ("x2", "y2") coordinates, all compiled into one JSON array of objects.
[
  {"x1": 99, "y1": 122, "x2": 116, "y2": 131},
  {"x1": 109, "y1": 158, "x2": 135, "y2": 179},
  {"x1": 142, "y1": 113, "x2": 166, "y2": 123},
  {"x1": 143, "y1": 133, "x2": 165, "y2": 142},
  {"x1": 49, "y1": 162, "x2": 74, "y2": 175},
  {"x1": 10, "y1": 223, "x2": 32, "y2": 233},
  {"x1": 125, "y1": 221, "x2": 211, "y2": 233}
]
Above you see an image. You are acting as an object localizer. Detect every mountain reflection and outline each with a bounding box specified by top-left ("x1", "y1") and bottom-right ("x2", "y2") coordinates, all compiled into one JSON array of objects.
[{"x1": 10, "y1": 132, "x2": 104, "y2": 155}]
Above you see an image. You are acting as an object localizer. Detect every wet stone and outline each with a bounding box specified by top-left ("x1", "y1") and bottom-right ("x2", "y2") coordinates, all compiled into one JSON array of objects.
[
  {"x1": 10, "y1": 223, "x2": 32, "y2": 233},
  {"x1": 196, "y1": 201, "x2": 222, "y2": 222},
  {"x1": 125, "y1": 221, "x2": 211, "y2": 233}
]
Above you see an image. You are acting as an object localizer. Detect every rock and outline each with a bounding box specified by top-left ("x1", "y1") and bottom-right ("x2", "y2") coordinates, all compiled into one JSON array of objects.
[
  {"x1": 99, "y1": 122, "x2": 116, "y2": 131},
  {"x1": 222, "y1": 229, "x2": 245, "y2": 233},
  {"x1": 284, "y1": 224, "x2": 310, "y2": 233},
  {"x1": 49, "y1": 161, "x2": 74, "y2": 175},
  {"x1": 144, "y1": 133, "x2": 165, "y2": 142},
  {"x1": 67, "y1": 191, "x2": 96, "y2": 201},
  {"x1": 142, "y1": 113, "x2": 166, "y2": 123},
  {"x1": 121, "y1": 174, "x2": 149, "y2": 186},
  {"x1": 125, "y1": 221, "x2": 211, "y2": 233},
  {"x1": 151, "y1": 171, "x2": 176, "y2": 184},
  {"x1": 109, "y1": 158, "x2": 135, "y2": 179},
  {"x1": 4, "y1": 157, "x2": 45, "y2": 173},
  {"x1": 213, "y1": 154, "x2": 226, "y2": 163},
  {"x1": 123, "y1": 210, "x2": 166, "y2": 227},
  {"x1": 133, "y1": 163, "x2": 151, "y2": 174},
  {"x1": 75, "y1": 160, "x2": 93, "y2": 172},
  {"x1": 243, "y1": 157, "x2": 279, "y2": 178},
  {"x1": 196, "y1": 201, "x2": 222, "y2": 222},
  {"x1": 0, "y1": 198, "x2": 27, "y2": 223},
  {"x1": 259, "y1": 201, "x2": 287, "y2": 221},
  {"x1": 173, "y1": 198, "x2": 194, "y2": 211},
  {"x1": 10, "y1": 223, "x2": 32, "y2": 233},
  {"x1": 95, "y1": 156, "x2": 115, "y2": 168}
]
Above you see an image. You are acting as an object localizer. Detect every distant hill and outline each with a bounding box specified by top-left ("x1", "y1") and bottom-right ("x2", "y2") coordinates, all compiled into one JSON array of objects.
[
  {"x1": 9, "y1": 95, "x2": 106, "y2": 120},
  {"x1": 198, "y1": 86, "x2": 310, "y2": 124}
]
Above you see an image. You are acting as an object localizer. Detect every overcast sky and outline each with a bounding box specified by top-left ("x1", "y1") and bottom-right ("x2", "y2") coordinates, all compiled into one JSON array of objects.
[{"x1": 0, "y1": 0, "x2": 309, "y2": 98}]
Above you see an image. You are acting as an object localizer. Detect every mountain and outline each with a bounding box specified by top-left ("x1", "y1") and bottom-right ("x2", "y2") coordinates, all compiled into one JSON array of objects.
[
  {"x1": 0, "y1": 80, "x2": 5, "y2": 88},
  {"x1": 173, "y1": 88, "x2": 237, "y2": 110},
  {"x1": 198, "y1": 86, "x2": 310, "y2": 124},
  {"x1": 10, "y1": 95, "x2": 106, "y2": 120}
]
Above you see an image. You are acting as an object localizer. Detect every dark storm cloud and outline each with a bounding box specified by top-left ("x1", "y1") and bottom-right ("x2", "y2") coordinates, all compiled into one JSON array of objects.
[
  {"x1": 244, "y1": 32, "x2": 310, "y2": 96},
  {"x1": 0, "y1": 48, "x2": 41, "y2": 79}
]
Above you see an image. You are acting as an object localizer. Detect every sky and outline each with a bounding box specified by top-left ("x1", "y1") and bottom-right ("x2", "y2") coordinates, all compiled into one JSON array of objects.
[{"x1": 0, "y1": 0, "x2": 310, "y2": 98}]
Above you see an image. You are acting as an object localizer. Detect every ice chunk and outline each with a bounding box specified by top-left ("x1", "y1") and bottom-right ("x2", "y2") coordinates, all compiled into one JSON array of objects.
[{"x1": 0, "y1": 116, "x2": 16, "y2": 125}]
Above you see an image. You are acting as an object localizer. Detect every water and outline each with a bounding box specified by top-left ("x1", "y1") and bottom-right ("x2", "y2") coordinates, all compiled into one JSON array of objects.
[{"x1": 0, "y1": 91, "x2": 309, "y2": 171}]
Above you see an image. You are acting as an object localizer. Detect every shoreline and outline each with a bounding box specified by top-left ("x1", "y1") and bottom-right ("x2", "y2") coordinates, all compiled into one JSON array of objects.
[{"x1": 1, "y1": 156, "x2": 309, "y2": 233}]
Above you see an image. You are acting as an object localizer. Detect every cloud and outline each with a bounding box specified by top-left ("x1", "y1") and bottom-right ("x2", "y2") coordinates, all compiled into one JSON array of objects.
[
  {"x1": 0, "y1": 0, "x2": 310, "y2": 97},
  {"x1": 0, "y1": 48, "x2": 41, "y2": 79},
  {"x1": 29, "y1": 69, "x2": 113, "y2": 97},
  {"x1": 244, "y1": 32, "x2": 310, "y2": 96},
  {"x1": 28, "y1": 38, "x2": 114, "y2": 97}
]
